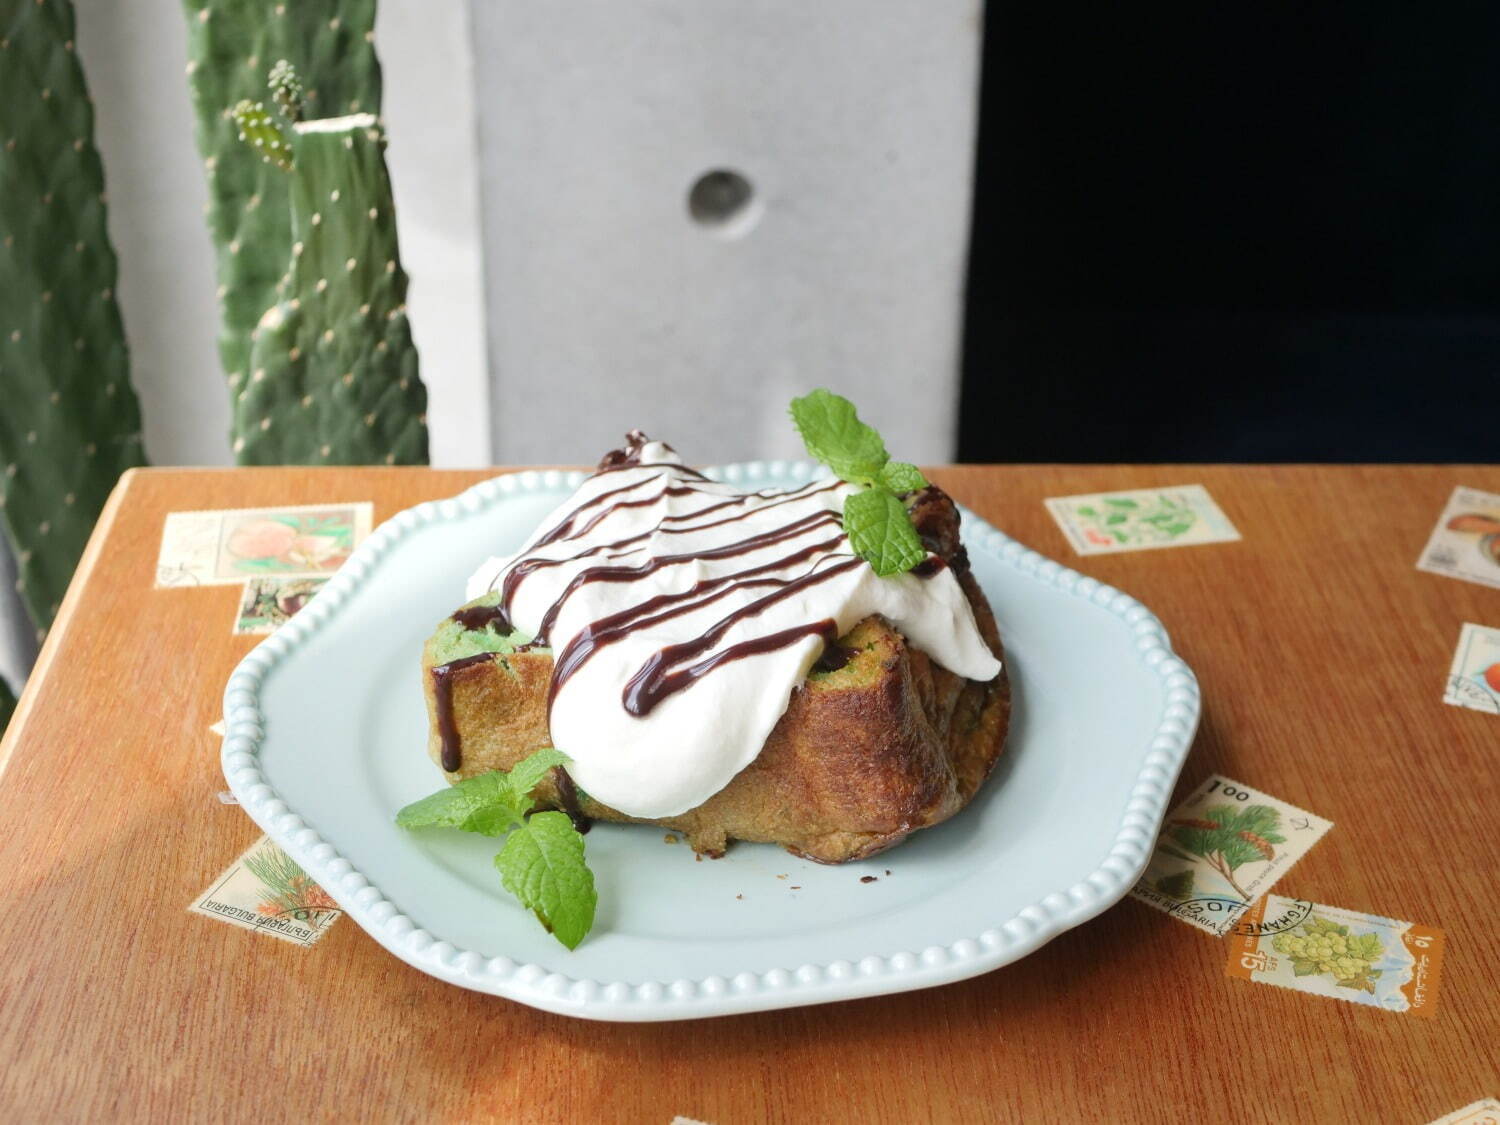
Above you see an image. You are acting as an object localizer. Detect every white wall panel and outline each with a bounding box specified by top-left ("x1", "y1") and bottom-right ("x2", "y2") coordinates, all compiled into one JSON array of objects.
[{"x1": 471, "y1": 0, "x2": 983, "y2": 464}]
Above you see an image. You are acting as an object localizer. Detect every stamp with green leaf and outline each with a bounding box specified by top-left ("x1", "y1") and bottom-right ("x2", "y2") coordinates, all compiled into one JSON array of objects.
[
  {"x1": 1044, "y1": 485, "x2": 1240, "y2": 555},
  {"x1": 1130, "y1": 774, "x2": 1332, "y2": 936}
]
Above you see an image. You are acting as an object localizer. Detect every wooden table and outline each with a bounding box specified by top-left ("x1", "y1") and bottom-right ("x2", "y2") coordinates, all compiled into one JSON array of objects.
[{"x1": 1, "y1": 465, "x2": 1496, "y2": 1122}]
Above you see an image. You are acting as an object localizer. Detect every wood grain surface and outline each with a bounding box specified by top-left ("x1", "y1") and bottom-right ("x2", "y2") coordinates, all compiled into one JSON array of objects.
[{"x1": 0, "y1": 465, "x2": 1496, "y2": 1123}]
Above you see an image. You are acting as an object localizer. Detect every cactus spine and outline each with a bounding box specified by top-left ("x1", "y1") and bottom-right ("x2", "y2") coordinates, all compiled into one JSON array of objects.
[
  {"x1": 181, "y1": 1, "x2": 425, "y2": 464},
  {"x1": 236, "y1": 97, "x2": 427, "y2": 464},
  {"x1": 0, "y1": 0, "x2": 148, "y2": 634}
]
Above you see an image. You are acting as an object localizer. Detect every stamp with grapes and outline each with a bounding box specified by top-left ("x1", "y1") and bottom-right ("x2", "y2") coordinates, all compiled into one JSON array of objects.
[{"x1": 1227, "y1": 894, "x2": 1446, "y2": 1017}]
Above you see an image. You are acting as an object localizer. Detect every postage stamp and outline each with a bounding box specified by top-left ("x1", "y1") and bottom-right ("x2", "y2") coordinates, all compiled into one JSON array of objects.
[
  {"x1": 1427, "y1": 1099, "x2": 1500, "y2": 1125},
  {"x1": 1416, "y1": 485, "x2": 1500, "y2": 590},
  {"x1": 1044, "y1": 485, "x2": 1240, "y2": 555},
  {"x1": 1130, "y1": 774, "x2": 1333, "y2": 936},
  {"x1": 189, "y1": 835, "x2": 341, "y2": 947},
  {"x1": 155, "y1": 501, "x2": 372, "y2": 588},
  {"x1": 1443, "y1": 622, "x2": 1500, "y2": 716},
  {"x1": 233, "y1": 576, "x2": 329, "y2": 635},
  {"x1": 1226, "y1": 894, "x2": 1445, "y2": 1018}
]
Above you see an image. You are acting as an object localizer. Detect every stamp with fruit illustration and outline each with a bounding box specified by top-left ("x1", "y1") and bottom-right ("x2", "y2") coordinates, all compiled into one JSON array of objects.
[
  {"x1": 234, "y1": 576, "x2": 330, "y2": 635},
  {"x1": 1227, "y1": 894, "x2": 1445, "y2": 1017},
  {"x1": 1417, "y1": 485, "x2": 1500, "y2": 591},
  {"x1": 155, "y1": 502, "x2": 373, "y2": 588},
  {"x1": 1443, "y1": 622, "x2": 1500, "y2": 716}
]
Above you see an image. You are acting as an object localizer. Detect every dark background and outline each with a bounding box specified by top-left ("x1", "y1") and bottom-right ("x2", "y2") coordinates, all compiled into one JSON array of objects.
[{"x1": 959, "y1": 5, "x2": 1500, "y2": 462}]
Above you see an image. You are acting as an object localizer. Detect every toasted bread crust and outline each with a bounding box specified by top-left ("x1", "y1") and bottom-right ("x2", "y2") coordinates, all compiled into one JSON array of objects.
[{"x1": 421, "y1": 489, "x2": 1009, "y2": 863}]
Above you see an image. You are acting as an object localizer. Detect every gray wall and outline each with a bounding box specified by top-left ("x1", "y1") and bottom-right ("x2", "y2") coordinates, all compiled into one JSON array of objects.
[{"x1": 472, "y1": 0, "x2": 981, "y2": 465}]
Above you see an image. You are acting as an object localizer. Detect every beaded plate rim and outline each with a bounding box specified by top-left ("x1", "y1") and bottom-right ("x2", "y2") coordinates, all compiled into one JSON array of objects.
[{"x1": 221, "y1": 461, "x2": 1199, "y2": 1021}]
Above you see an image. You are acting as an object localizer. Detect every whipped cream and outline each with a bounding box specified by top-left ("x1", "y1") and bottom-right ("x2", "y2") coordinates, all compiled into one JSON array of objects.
[{"x1": 464, "y1": 440, "x2": 1001, "y2": 819}]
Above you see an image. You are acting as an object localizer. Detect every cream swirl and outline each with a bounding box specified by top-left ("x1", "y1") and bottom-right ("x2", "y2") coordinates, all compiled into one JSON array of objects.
[{"x1": 464, "y1": 440, "x2": 1001, "y2": 818}]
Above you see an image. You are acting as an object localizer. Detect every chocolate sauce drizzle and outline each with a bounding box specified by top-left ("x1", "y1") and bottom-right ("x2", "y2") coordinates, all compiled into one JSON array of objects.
[
  {"x1": 451, "y1": 603, "x2": 510, "y2": 632},
  {"x1": 595, "y1": 430, "x2": 709, "y2": 480},
  {"x1": 491, "y1": 478, "x2": 841, "y2": 613},
  {"x1": 431, "y1": 653, "x2": 498, "y2": 771},
  {"x1": 551, "y1": 767, "x2": 592, "y2": 834},
  {"x1": 545, "y1": 535, "x2": 847, "y2": 705},
  {"x1": 530, "y1": 509, "x2": 843, "y2": 646},
  {"x1": 813, "y1": 643, "x2": 854, "y2": 673},
  {"x1": 613, "y1": 556, "x2": 860, "y2": 714},
  {"x1": 911, "y1": 556, "x2": 947, "y2": 579},
  {"x1": 625, "y1": 615, "x2": 847, "y2": 716}
]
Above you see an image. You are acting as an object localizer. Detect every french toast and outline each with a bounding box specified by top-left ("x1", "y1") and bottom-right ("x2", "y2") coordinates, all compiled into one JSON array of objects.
[{"x1": 420, "y1": 486, "x2": 1009, "y2": 863}]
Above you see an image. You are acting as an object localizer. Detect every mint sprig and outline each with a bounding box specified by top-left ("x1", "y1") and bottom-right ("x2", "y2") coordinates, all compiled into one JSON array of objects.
[
  {"x1": 789, "y1": 389, "x2": 931, "y2": 576},
  {"x1": 395, "y1": 748, "x2": 597, "y2": 949}
]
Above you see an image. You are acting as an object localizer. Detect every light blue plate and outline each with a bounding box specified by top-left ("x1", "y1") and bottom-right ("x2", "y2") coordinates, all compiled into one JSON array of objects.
[{"x1": 222, "y1": 462, "x2": 1199, "y2": 1021}]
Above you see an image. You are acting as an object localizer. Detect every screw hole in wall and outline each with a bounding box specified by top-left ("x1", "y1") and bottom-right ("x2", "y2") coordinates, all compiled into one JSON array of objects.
[{"x1": 687, "y1": 169, "x2": 762, "y2": 238}]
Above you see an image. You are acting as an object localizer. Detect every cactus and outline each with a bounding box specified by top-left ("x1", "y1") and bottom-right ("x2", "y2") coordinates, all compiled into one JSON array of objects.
[
  {"x1": 181, "y1": 1, "x2": 411, "y2": 462},
  {"x1": 0, "y1": 0, "x2": 148, "y2": 635},
  {"x1": 231, "y1": 82, "x2": 427, "y2": 464},
  {"x1": 232, "y1": 100, "x2": 292, "y2": 172},
  {"x1": 267, "y1": 59, "x2": 304, "y2": 123}
]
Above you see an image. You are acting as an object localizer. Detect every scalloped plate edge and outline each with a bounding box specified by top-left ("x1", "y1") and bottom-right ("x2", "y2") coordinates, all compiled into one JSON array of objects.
[{"x1": 221, "y1": 462, "x2": 1199, "y2": 1021}]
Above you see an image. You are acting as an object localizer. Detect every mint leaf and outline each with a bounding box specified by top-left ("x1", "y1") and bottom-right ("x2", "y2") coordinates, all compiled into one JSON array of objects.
[
  {"x1": 395, "y1": 748, "x2": 571, "y2": 834},
  {"x1": 460, "y1": 803, "x2": 525, "y2": 838},
  {"x1": 789, "y1": 389, "x2": 888, "y2": 484},
  {"x1": 396, "y1": 771, "x2": 519, "y2": 832},
  {"x1": 495, "y1": 811, "x2": 597, "y2": 949},
  {"x1": 877, "y1": 461, "x2": 928, "y2": 493},
  {"x1": 843, "y1": 488, "x2": 928, "y2": 576},
  {"x1": 505, "y1": 746, "x2": 570, "y2": 807}
]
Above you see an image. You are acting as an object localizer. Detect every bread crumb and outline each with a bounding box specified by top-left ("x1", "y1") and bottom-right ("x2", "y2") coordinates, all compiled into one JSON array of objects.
[
  {"x1": 735, "y1": 894, "x2": 743, "y2": 900},
  {"x1": 663, "y1": 833, "x2": 678, "y2": 845},
  {"x1": 776, "y1": 873, "x2": 787, "y2": 880},
  {"x1": 790, "y1": 885, "x2": 801, "y2": 890},
  {"x1": 860, "y1": 875, "x2": 878, "y2": 884}
]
